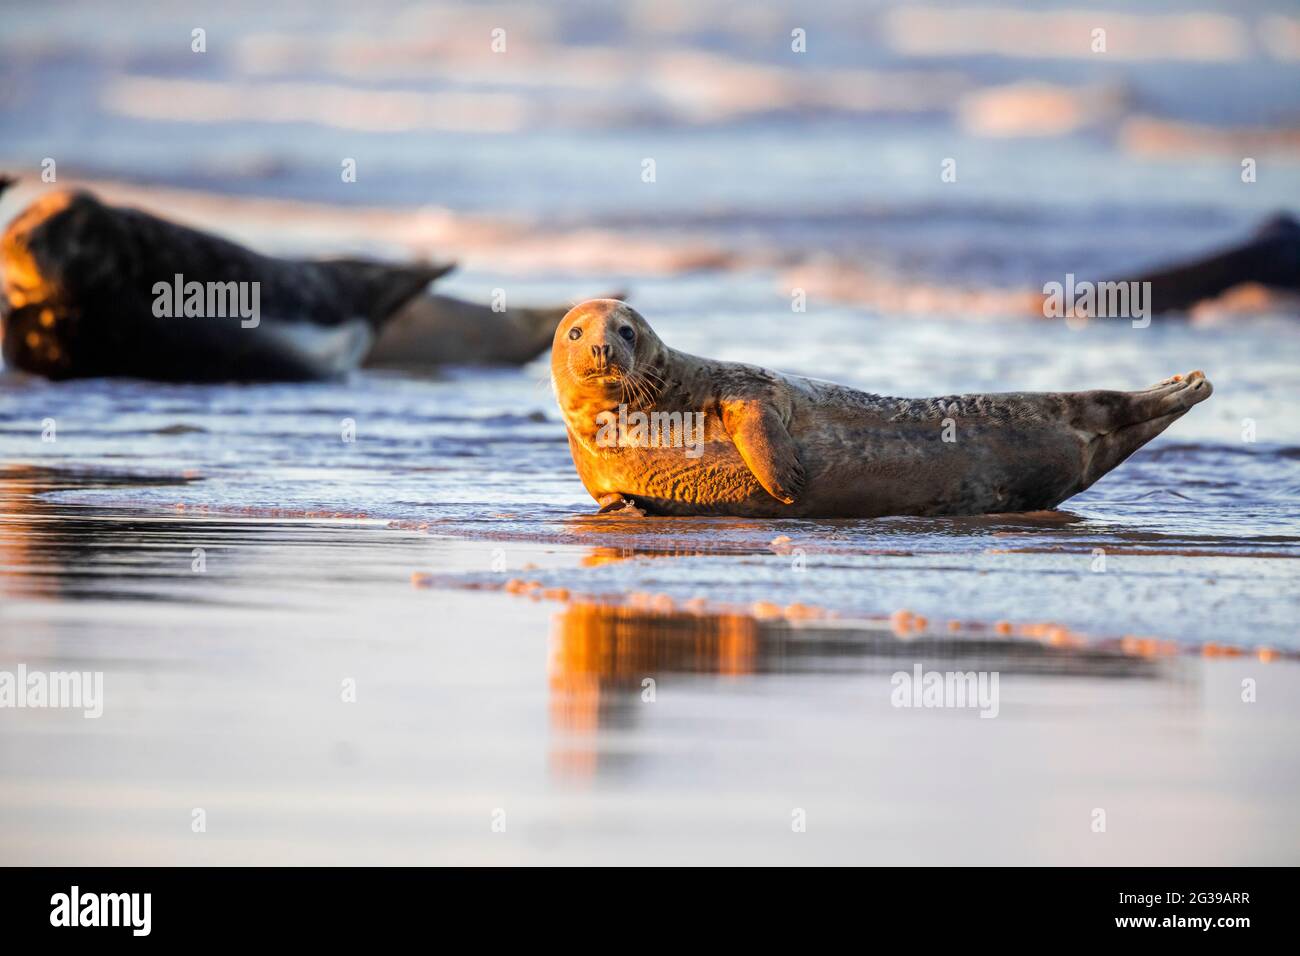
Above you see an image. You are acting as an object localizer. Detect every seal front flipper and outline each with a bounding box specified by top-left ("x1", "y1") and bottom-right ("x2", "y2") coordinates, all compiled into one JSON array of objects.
[
  {"x1": 596, "y1": 493, "x2": 646, "y2": 517},
  {"x1": 721, "y1": 400, "x2": 805, "y2": 505}
]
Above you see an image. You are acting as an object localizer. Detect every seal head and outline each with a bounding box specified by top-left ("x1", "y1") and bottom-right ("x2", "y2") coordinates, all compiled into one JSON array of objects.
[{"x1": 551, "y1": 299, "x2": 669, "y2": 427}]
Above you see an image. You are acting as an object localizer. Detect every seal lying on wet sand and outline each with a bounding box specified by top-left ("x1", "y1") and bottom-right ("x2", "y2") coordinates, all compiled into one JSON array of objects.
[{"x1": 551, "y1": 299, "x2": 1213, "y2": 518}]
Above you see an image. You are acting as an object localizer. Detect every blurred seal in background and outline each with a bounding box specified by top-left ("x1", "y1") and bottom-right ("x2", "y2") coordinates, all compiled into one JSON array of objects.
[
  {"x1": 0, "y1": 179, "x2": 449, "y2": 381},
  {"x1": 0, "y1": 178, "x2": 596, "y2": 381}
]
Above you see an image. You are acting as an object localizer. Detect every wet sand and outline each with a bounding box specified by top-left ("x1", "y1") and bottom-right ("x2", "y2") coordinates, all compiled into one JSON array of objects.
[{"x1": 2, "y1": 476, "x2": 1297, "y2": 865}]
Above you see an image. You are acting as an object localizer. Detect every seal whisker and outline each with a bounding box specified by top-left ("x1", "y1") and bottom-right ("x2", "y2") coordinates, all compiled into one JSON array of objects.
[
  {"x1": 623, "y1": 374, "x2": 643, "y2": 410},
  {"x1": 631, "y1": 372, "x2": 657, "y2": 410},
  {"x1": 635, "y1": 368, "x2": 665, "y2": 393},
  {"x1": 640, "y1": 368, "x2": 666, "y2": 396},
  {"x1": 629, "y1": 372, "x2": 655, "y2": 410}
]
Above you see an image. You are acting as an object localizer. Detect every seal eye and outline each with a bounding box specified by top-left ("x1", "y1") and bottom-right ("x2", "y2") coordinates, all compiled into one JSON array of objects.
[
  {"x1": 618, "y1": 326, "x2": 635, "y2": 343},
  {"x1": 568, "y1": 327, "x2": 582, "y2": 341}
]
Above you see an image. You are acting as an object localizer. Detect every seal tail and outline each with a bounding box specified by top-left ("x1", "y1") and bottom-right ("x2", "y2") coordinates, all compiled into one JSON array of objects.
[
  {"x1": 324, "y1": 257, "x2": 457, "y2": 328},
  {"x1": 1082, "y1": 371, "x2": 1213, "y2": 487}
]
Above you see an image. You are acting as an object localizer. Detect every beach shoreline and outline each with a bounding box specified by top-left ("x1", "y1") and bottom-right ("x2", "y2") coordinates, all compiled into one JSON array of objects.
[{"x1": 3, "y1": 489, "x2": 1297, "y2": 865}]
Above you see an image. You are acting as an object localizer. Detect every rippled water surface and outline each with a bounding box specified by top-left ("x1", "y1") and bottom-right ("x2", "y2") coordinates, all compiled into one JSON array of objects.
[{"x1": 3, "y1": 292, "x2": 1298, "y2": 647}]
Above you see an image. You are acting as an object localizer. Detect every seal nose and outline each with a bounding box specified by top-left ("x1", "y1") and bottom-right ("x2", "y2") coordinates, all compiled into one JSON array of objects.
[{"x1": 591, "y1": 344, "x2": 612, "y2": 368}]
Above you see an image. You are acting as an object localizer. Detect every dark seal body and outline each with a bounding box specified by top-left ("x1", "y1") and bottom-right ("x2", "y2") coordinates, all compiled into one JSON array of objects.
[
  {"x1": 1, "y1": 186, "x2": 448, "y2": 381},
  {"x1": 1106, "y1": 212, "x2": 1300, "y2": 315}
]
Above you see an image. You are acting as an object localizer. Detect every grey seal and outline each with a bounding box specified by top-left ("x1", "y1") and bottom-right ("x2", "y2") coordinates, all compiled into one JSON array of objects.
[{"x1": 551, "y1": 299, "x2": 1214, "y2": 518}]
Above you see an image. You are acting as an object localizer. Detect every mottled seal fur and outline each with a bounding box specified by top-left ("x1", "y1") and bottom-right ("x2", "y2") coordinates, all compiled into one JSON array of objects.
[{"x1": 551, "y1": 299, "x2": 1214, "y2": 518}]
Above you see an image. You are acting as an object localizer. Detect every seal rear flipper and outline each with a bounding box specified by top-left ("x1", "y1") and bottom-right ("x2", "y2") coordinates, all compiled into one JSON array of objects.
[
  {"x1": 722, "y1": 400, "x2": 805, "y2": 505},
  {"x1": 322, "y1": 258, "x2": 456, "y2": 329},
  {"x1": 1081, "y1": 371, "x2": 1213, "y2": 487}
]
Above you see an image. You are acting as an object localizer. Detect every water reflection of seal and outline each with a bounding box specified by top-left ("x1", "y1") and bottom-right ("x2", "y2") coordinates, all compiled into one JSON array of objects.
[
  {"x1": 551, "y1": 299, "x2": 1213, "y2": 518},
  {"x1": 0, "y1": 183, "x2": 449, "y2": 381}
]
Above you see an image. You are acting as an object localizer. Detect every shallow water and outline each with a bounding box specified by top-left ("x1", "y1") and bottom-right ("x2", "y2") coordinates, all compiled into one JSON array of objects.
[
  {"x1": 8, "y1": 334, "x2": 1296, "y2": 868},
  {"x1": 3, "y1": 292, "x2": 1297, "y2": 647},
  {"x1": 3, "y1": 474, "x2": 1297, "y2": 865}
]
